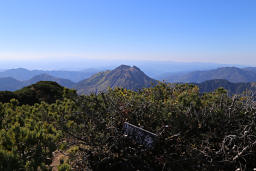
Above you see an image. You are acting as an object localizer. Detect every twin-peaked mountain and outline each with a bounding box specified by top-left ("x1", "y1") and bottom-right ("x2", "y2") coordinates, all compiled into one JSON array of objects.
[{"x1": 74, "y1": 65, "x2": 158, "y2": 94}]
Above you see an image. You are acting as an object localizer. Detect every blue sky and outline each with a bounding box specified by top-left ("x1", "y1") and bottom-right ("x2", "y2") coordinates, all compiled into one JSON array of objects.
[{"x1": 0, "y1": 0, "x2": 255, "y2": 68}]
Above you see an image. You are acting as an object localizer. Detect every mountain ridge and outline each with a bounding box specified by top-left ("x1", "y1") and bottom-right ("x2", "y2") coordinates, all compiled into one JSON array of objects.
[
  {"x1": 0, "y1": 68, "x2": 99, "y2": 82},
  {"x1": 162, "y1": 67, "x2": 256, "y2": 83},
  {"x1": 24, "y1": 74, "x2": 75, "y2": 88},
  {"x1": 0, "y1": 74, "x2": 75, "y2": 91},
  {"x1": 75, "y1": 65, "x2": 158, "y2": 94}
]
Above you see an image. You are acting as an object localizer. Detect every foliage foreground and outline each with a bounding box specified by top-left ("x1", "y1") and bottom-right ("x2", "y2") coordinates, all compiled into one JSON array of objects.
[{"x1": 0, "y1": 82, "x2": 256, "y2": 170}]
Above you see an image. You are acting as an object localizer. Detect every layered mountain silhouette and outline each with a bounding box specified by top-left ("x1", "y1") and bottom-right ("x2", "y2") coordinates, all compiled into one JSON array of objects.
[
  {"x1": 25, "y1": 74, "x2": 75, "y2": 88},
  {"x1": 0, "y1": 68, "x2": 98, "y2": 82},
  {"x1": 0, "y1": 74, "x2": 75, "y2": 91},
  {"x1": 0, "y1": 65, "x2": 157, "y2": 94},
  {"x1": 0, "y1": 77, "x2": 24, "y2": 91},
  {"x1": 75, "y1": 65, "x2": 158, "y2": 94},
  {"x1": 163, "y1": 67, "x2": 256, "y2": 83},
  {"x1": 0, "y1": 68, "x2": 43, "y2": 81},
  {"x1": 2, "y1": 65, "x2": 256, "y2": 96}
]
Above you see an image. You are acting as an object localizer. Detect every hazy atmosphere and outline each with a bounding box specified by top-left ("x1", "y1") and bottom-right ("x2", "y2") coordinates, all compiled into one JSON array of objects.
[
  {"x1": 1, "y1": 1, "x2": 256, "y2": 170},
  {"x1": 0, "y1": 0, "x2": 256, "y2": 69}
]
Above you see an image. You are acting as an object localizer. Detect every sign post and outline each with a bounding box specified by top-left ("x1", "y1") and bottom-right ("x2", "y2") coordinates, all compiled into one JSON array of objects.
[{"x1": 123, "y1": 122, "x2": 158, "y2": 148}]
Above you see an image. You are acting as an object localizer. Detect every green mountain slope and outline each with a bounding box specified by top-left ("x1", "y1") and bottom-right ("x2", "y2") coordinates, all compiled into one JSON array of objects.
[
  {"x1": 0, "y1": 81, "x2": 76, "y2": 105},
  {"x1": 75, "y1": 65, "x2": 157, "y2": 94}
]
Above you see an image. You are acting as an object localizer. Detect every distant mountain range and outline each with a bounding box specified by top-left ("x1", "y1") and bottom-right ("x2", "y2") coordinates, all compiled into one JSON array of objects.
[
  {"x1": 25, "y1": 74, "x2": 75, "y2": 88},
  {"x1": 0, "y1": 65, "x2": 157, "y2": 94},
  {"x1": 0, "y1": 68, "x2": 99, "y2": 82},
  {"x1": 161, "y1": 67, "x2": 256, "y2": 83},
  {"x1": 0, "y1": 74, "x2": 75, "y2": 91},
  {"x1": 1, "y1": 61, "x2": 246, "y2": 81},
  {"x1": 1, "y1": 65, "x2": 256, "y2": 95},
  {"x1": 0, "y1": 77, "x2": 23, "y2": 91}
]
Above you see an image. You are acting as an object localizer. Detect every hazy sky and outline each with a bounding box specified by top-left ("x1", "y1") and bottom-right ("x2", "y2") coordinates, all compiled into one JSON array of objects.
[{"x1": 0, "y1": 0, "x2": 256, "y2": 68}]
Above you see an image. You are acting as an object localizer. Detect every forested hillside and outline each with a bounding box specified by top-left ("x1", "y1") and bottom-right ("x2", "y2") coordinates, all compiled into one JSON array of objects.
[
  {"x1": 0, "y1": 81, "x2": 76, "y2": 105},
  {"x1": 0, "y1": 82, "x2": 256, "y2": 170}
]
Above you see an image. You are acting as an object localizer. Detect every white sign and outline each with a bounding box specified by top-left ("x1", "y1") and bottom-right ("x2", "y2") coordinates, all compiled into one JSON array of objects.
[{"x1": 123, "y1": 122, "x2": 158, "y2": 148}]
